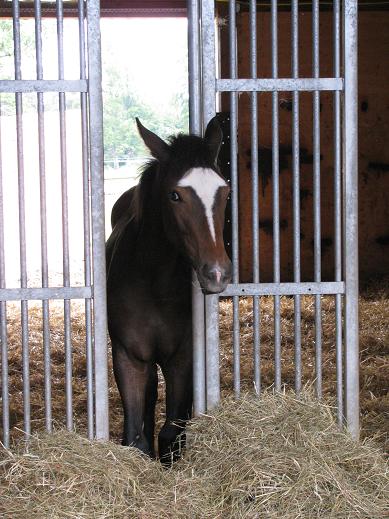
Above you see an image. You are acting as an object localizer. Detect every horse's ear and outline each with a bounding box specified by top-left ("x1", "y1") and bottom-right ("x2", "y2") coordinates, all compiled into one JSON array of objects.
[
  {"x1": 204, "y1": 116, "x2": 223, "y2": 164},
  {"x1": 136, "y1": 118, "x2": 170, "y2": 161}
]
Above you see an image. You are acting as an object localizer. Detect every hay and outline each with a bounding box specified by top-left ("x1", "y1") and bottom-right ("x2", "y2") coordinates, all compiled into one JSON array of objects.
[
  {"x1": 1, "y1": 277, "x2": 389, "y2": 452},
  {"x1": 181, "y1": 393, "x2": 389, "y2": 518},
  {"x1": 0, "y1": 430, "x2": 181, "y2": 519},
  {"x1": 1, "y1": 392, "x2": 388, "y2": 518}
]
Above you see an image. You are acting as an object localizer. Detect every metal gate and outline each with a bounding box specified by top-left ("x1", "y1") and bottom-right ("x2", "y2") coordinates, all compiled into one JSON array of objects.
[
  {"x1": 0, "y1": 0, "x2": 108, "y2": 447},
  {"x1": 188, "y1": 0, "x2": 359, "y2": 438}
]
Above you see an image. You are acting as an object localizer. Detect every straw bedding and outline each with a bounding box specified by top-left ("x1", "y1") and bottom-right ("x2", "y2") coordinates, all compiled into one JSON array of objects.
[
  {"x1": 1, "y1": 393, "x2": 388, "y2": 518},
  {"x1": 0, "y1": 278, "x2": 388, "y2": 517},
  {"x1": 1, "y1": 278, "x2": 388, "y2": 451}
]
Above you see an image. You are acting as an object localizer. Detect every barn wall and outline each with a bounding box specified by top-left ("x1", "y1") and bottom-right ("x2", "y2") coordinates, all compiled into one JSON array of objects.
[{"x1": 219, "y1": 10, "x2": 389, "y2": 282}]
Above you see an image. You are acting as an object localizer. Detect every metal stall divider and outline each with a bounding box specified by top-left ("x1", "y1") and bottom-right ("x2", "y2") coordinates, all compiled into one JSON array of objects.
[
  {"x1": 188, "y1": 0, "x2": 359, "y2": 439},
  {"x1": 0, "y1": 0, "x2": 108, "y2": 447}
]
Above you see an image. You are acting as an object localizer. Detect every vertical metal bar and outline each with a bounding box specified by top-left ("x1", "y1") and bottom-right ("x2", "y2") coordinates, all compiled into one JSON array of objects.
[
  {"x1": 56, "y1": 0, "x2": 73, "y2": 430},
  {"x1": 291, "y1": 0, "x2": 301, "y2": 395},
  {"x1": 13, "y1": 0, "x2": 31, "y2": 438},
  {"x1": 205, "y1": 295, "x2": 220, "y2": 409},
  {"x1": 35, "y1": 0, "x2": 52, "y2": 433},
  {"x1": 78, "y1": 0, "x2": 94, "y2": 439},
  {"x1": 0, "y1": 99, "x2": 9, "y2": 448},
  {"x1": 250, "y1": 0, "x2": 260, "y2": 395},
  {"x1": 271, "y1": 0, "x2": 281, "y2": 391},
  {"x1": 188, "y1": 0, "x2": 202, "y2": 136},
  {"x1": 87, "y1": 0, "x2": 109, "y2": 440},
  {"x1": 202, "y1": 0, "x2": 223, "y2": 408},
  {"x1": 333, "y1": 0, "x2": 343, "y2": 427},
  {"x1": 343, "y1": 0, "x2": 359, "y2": 440},
  {"x1": 188, "y1": 0, "x2": 206, "y2": 416},
  {"x1": 312, "y1": 0, "x2": 322, "y2": 398},
  {"x1": 229, "y1": 0, "x2": 240, "y2": 398},
  {"x1": 201, "y1": 0, "x2": 217, "y2": 122}
]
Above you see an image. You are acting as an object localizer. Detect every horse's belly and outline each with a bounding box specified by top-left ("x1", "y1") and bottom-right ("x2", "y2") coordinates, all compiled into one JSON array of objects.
[{"x1": 108, "y1": 292, "x2": 191, "y2": 363}]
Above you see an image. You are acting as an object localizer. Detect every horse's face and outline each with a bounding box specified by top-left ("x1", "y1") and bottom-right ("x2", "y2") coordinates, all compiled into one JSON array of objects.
[
  {"x1": 137, "y1": 118, "x2": 232, "y2": 294},
  {"x1": 163, "y1": 166, "x2": 232, "y2": 293}
]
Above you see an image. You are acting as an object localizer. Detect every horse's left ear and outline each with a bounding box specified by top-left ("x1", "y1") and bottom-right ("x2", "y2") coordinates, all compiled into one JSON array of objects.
[
  {"x1": 204, "y1": 116, "x2": 223, "y2": 164},
  {"x1": 136, "y1": 118, "x2": 170, "y2": 162}
]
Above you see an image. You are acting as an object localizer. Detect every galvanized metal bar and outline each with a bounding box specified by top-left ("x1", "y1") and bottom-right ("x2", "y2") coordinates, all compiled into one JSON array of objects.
[
  {"x1": 216, "y1": 77, "x2": 343, "y2": 92},
  {"x1": 78, "y1": 0, "x2": 94, "y2": 439},
  {"x1": 333, "y1": 0, "x2": 343, "y2": 427},
  {"x1": 0, "y1": 286, "x2": 92, "y2": 301},
  {"x1": 0, "y1": 79, "x2": 88, "y2": 93},
  {"x1": 0, "y1": 276, "x2": 339, "y2": 300},
  {"x1": 343, "y1": 0, "x2": 359, "y2": 440},
  {"x1": 271, "y1": 0, "x2": 281, "y2": 392},
  {"x1": 205, "y1": 294, "x2": 220, "y2": 409},
  {"x1": 250, "y1": 0, "x2": 261, "y2": 395},
  {"x1": 222, "y1": 281, "x2": 345, "y2": 297},
  {"x1": 229, "y1": 0, "x2": 240, "y2": 398},
  {"x1": 201, "y1": 0, "x2": 217, "y2": 122},
  {"x1": 291, "y1": 0, "x2": 301, "y2": 396},
  {"x1": 13, "y1": 0, "x2": 31, "y2": 438},
  {"x1": 312, "y1": 0, "x2": 322, "y2": 399},
  {"x1": 56, "y1": 0, "x2": 73, "y2": 430},
  {"x1": 87, "y1": 0, "x2": 109, "y2": 440},
  {"x1": 192, "y1": 274, "x2": 206, "y2": 415},
  {"x1": 35, "y1": 0, "x2": 52, "y2": 433},
  {"x1": 0, "y1": 99, "x2": 9, "y2": 448},
  {"x1": 0, "y1": 300, "x2": 8, "y2": 447},
  {"x1": 188, "y1": 0, "x2": 206, "y2": 416},
  {"x1": 187, "y1": 0, "x2": 202, "y2": 136}
]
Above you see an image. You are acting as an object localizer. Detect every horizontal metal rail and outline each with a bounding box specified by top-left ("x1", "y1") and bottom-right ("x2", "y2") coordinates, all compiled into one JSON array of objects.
[
  {"x1": 0, "y1": 287, "x2": 92, "y2": 301},
  {"x1": 222, "y1": 282, "x2": 345, "y2": 297},
  {"x1": 0, "y1": 80, "x2": 88, "y2": 93},
  {"x1": 217, "y1": 77, "x2": 343, "y2": 92}
]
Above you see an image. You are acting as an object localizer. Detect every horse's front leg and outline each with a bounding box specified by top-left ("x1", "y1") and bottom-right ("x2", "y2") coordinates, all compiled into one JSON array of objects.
[
  {"x1": 158, "y1": 346, "x2": 193, "y2": 465},
  {"x1": 112, "y1": 343, "x2": 156, "y2": 457}
]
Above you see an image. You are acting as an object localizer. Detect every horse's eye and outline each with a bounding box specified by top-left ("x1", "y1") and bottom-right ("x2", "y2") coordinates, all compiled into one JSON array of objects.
[{"x1": 168, "y1": 191, "x2": 181, "y2": 202}]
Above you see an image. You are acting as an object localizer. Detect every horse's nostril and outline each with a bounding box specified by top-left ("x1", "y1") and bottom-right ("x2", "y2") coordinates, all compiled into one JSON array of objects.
[{"x1": 202, "y1": 265, "x2": 227, "y2": 285}]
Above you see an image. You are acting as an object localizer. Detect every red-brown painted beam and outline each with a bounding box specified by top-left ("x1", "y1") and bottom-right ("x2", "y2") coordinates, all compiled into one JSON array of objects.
[{"x1": 0, "y1": 1, "x2": 187, "y2": 18}]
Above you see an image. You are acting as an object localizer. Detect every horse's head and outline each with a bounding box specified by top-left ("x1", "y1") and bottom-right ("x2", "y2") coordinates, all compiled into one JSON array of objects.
[{"x1": 136, "y1": 117, "x2": 232, "y2": 294}]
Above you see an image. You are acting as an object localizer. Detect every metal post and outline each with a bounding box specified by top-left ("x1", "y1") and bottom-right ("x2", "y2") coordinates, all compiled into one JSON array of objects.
[
  {"x1": 249, "y1": 0, "x2": 261, "y2": 396},
  {"x1": 79, "y1": 0, "x2": 94, "y2": 439},
  {"x1": 312, "y1": 0, "x2": 322, "y2": 399},
  {"x1": 333, "y1": 0, "x2": 343, "y2": 427},
  {"x1": 205, "y1": 294, "x2": 220, "y2": 410},
  {"x1": 201, "y1": 0, "x2": 222, "y2": 409},
  {"x1": 228, "y1": 0, "x2": 241, "y2": 399},
  {"x1": 343, "y1": 0, "x2": 359, "y2": 440},
  {"x1": 0, "y1": 98, "x2": 9, "y2": 448},
  {"x1": 34, "y1": 0, "x2": 52, "y2": 432},
  {"x1": 271, "y1": 0, "x2": 281, "y2": 392},
  {"x1": 13, "y1": 0, "x2": 31, "y2": 439},
  {"x1": 188, "y1": 0, "x2": 206, "y2": 416},
  {"x1": 87, "y1": 0, "x2": 109, "y2": 440},
  {"x1": 291, "y1": 0, "x2": 301, "y2": 396},
  {"x1": 56, "y1": 0, "x2": 73, "y2": 431}
]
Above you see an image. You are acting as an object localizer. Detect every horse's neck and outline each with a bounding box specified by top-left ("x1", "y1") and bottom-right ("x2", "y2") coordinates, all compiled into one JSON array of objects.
[{"x1": 135, "y1": 210, "x2": 188, "y2": 285}]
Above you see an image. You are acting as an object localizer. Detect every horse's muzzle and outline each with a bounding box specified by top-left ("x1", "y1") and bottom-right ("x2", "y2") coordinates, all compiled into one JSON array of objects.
[{"x1": 197, "y1": 262, "x2": 232, "y2": 294}]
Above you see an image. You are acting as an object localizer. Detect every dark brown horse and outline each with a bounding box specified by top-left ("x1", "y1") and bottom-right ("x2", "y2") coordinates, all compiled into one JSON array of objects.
[{"x1": 106, "y1": 117, "x2": 232, "y2": 463}]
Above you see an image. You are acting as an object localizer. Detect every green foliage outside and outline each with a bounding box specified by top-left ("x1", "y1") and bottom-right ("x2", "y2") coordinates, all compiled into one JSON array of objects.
[{"x1": 0, "y1": 19, "x2": 189, "y2": 159}]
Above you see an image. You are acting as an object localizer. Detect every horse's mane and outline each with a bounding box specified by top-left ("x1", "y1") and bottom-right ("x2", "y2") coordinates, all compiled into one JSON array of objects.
[{"x1": 130, "y1": 133, "x2": 216, "y2": 223}]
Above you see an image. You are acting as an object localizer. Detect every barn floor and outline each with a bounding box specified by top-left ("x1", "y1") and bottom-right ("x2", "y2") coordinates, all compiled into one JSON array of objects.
[{"x1": 1, "y1": 277, "x2": 388, "y2": 453}]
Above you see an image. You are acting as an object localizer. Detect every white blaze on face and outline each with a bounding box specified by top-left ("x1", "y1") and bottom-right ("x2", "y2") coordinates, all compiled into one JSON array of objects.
[{"x1": 178, "y1": 167, "x2": 227, "y2": 243}]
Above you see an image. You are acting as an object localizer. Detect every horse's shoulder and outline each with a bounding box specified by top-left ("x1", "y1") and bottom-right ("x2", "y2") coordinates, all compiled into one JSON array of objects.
[
  {"x1": 106, "y1": 187, "x2": 139, "y2": 275},
  {"x1": 111, "y1": 186, "x2": 137, "y2": 229}
]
